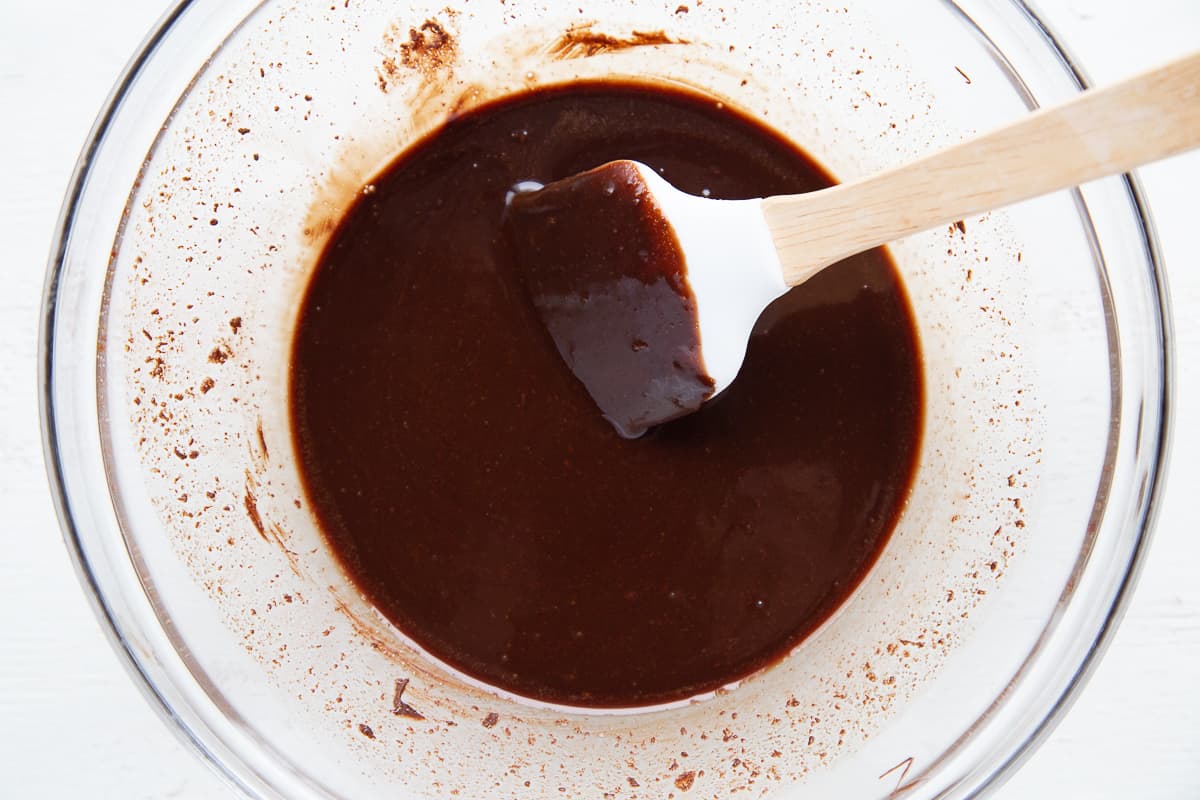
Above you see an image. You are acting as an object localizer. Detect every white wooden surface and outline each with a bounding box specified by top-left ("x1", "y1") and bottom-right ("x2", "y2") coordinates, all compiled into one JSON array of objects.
[{"x1": 1, "y1": 1, "x2": 1196, "y2": 797}]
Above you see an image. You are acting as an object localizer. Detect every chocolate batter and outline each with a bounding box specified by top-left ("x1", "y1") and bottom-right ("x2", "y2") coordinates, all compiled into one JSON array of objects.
[
  {"x1": 290, "y1": 81, "x2": 923, "y2": 708},
  {"x1": 506, "y1": 161, "x2": 715, "y2": 438}
]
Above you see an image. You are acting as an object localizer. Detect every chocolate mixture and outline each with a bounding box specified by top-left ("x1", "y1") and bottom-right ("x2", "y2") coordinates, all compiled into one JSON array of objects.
[
  {"x1": 506, "y1": 160, "x2": 715, "y2": 438},
  {"x1": 290, "y1": 81, "x2": 923, "y2": 707}
]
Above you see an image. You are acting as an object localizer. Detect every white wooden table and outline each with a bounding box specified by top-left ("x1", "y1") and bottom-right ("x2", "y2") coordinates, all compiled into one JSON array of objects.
[{"x1": 2, "y1": 1, "x2": 1196, "y2": 797}]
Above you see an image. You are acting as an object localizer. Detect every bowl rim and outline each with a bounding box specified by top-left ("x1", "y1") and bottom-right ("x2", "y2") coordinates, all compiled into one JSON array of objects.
[
  {"x1": 945, "y1": 5, "x2": 1175, "y2": 794},
  {"x1": 38, "y1": 1, "x2": 1174, "y2": 797}
]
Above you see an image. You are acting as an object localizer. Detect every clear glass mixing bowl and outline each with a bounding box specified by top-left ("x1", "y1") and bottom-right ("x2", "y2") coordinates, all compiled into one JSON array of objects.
[{"x1": 42, "y1": 0, "x2": 1170, "y2": 797}]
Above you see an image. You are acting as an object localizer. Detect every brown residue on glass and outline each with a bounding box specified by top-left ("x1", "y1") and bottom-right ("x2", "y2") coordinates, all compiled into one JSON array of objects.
[
  {"x1": 547, "y1": 23, "x2": 687, "y2": 60},
  {"x1": 243, "y1": 487, "x2": 268, "y2": 541},
  {"x1": 392, "y1": 678, "x2": 426, "y2": 720},
  {"x1": 377, "y1": 13, "x2": 460, "y2": 92}
]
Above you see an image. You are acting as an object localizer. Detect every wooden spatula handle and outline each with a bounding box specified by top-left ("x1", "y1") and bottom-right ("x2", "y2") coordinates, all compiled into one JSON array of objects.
[{"x1": 764, "y1": 51, "x2": 1200, "y2": 286}]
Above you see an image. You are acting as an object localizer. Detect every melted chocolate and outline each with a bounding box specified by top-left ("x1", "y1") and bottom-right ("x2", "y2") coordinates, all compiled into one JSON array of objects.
[
  {"x1": 290, "y1": 81, "x2": 923, "y2": 708},
  {"x1": 506, "y1": 160, "x2": 714, "y2": 437}
]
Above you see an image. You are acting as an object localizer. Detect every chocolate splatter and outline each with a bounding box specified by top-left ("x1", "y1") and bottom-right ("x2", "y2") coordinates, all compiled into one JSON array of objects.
[
  {"x1": 243, "y1": 488, "x2": 267, "y2": 541},
  {"x1": 547, "y1": 24, "x2": 686, "y2": 60},
  {"x1": 256, "y1": 419, "x2": 269, "y2": 462},
  {"x1": 674, "y1": 770, "x2": 696, "y2": 791},
  {"x1": 377, "y1": 15, "x2": 458, "y2": 92},
  {"x1": 391, "y1": 678, "x2": 425, "y2": 719}
]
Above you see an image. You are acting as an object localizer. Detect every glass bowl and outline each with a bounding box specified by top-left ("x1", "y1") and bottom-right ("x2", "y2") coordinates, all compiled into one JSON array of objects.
[{"x1": 41, "y1": 0, "x2": 1170, "y2": 797}]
